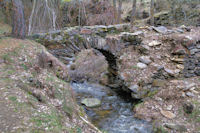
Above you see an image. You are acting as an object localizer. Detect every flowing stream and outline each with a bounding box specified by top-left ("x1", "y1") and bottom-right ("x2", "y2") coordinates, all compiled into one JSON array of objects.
[
  {"x1": 48, "y1": 37, "x2": 153, "y2": 132},
  {"x1": 71, "y1": 82, "x2": 153, "y2": 133}
]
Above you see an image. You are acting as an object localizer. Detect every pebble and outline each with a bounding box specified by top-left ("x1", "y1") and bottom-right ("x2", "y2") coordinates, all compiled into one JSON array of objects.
[
  {"x1": 184, "y1": 83, "x2": 196, "y2": 91},
  {"x1": 160, "y1": 110, "x2": 176, "y2": 119},
  {"x1": 176, "y1": 64, "x2": 184, "y2": 70},
  {"x1": 129, "y1": 85, "x2": 139, "y2": 93},
  {"x1": 137, "y1": 62, "x2": 147, "y2": 69},
  {"x1": 186, "y1": 92, "x2": 195, "y2": 97},
  {"x1": 153, "y1": 26, "x2": 168, "y2": 34},
  {"x1": 166, "y1": 105, "x2": 173, "y2": 111},
  {"x1": 190, "y1": 49, "x2": 200, "y2": 55},
  {"x1": 148, "y1": 40, "x2": 162, "y2": 47},
  {"x1": 164, "y1": 123, "x2": 187, "y2": 132},
  {"x1": 164, "y1": 68, "x2": 180, "y2": 76},
  {"x1": 139, "y1": 56, "x2": 152, "y2": 65}
]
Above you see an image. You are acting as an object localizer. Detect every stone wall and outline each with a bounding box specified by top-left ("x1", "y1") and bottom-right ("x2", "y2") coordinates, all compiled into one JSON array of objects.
[{"x1": 184, "y1": 41, "x2": 200, "y2": 77}]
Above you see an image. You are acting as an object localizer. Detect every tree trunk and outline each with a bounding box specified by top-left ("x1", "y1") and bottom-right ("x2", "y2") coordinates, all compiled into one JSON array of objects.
[
  {"x1": 130, "y1": 0, "x2": 137, "y2": 25},
  {"x1": 150, "y1": 0, "x2": 154, "y2": 26},
  {"x1": 113, "y1": 0, "x2": 117, "y2": 24},
  {"x1": 117, "y1": 0, "x2": 122, "y2": 24},
  {"x1": 28, "y1": 0, "x2": 36, "y2": 35},
  {"x1": 12, "y1": 0, "x2": 26, "y2": 39}
]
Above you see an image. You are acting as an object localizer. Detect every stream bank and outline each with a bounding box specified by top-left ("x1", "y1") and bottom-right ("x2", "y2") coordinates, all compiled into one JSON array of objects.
[{"x1": 71, "y1": 82, "x2": 152, "y2": 133}]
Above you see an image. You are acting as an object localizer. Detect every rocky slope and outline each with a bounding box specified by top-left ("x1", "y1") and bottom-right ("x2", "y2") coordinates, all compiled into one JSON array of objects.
[{"x1": 0, "y1": 37, "x2": 100, "y2": 133}]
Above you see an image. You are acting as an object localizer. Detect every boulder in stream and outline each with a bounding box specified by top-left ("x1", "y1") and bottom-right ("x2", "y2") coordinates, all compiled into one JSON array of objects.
[{"x1": 81, "y1": 98, "x2": 101, "y2": 108}]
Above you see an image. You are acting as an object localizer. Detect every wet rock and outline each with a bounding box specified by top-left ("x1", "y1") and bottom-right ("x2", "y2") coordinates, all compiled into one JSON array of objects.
[
  {"x1": 137, "y1": 63, "x2": 147, "y2": 69},
  {"x1": 148, "y1": 40, "x2": 162, "y2": 47},
  {"x1": 160, "y1": 110, "x2": 176, "y2": 119},
  {"x1": 152, "y1": 79, "x2": 166, "y2": 87},
  {"x1": 139, "y1": 56, "x2": 152, "y2": 65},
  {"x1": 81, "y1": 98, "x2": 101, "y2": 108},
  {"x1": 164, "y1": 123, "x2": 187, "y2": 132},
  {"x1": 153, "y1": 26, "x2": 168, "y2": 34},
  {"x1": 183, "y1": 102, "x2": 194, "y2": 114}
]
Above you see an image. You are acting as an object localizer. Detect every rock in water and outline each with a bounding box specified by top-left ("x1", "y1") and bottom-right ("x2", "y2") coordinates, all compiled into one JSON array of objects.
[{"x1": 81, "y1": 98, "x2": 101, "y2": 108}]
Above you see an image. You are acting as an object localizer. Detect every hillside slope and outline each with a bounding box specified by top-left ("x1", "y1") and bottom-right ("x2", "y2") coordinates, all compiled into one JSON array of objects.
[{"x1": 0, "y1": 36, "x2": 100, "y2": 133}]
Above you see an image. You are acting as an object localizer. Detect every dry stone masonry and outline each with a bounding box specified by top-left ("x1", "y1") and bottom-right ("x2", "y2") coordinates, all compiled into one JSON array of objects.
[{"x1": 33, "y1": 24, "x2": 200, "y2": 100}]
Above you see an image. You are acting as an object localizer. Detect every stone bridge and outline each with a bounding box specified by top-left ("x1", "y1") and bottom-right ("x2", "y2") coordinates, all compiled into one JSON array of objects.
[
  {"x1": 33, "y1": 24, "x2": 142, "y2": 62},
  {"x1": 33, "y1": 24, "x2": 200, "y2": 100}
]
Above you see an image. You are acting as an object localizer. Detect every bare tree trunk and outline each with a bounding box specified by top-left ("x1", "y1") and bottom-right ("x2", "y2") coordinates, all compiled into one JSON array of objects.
[
  {"x1": 78, "y1": 0, "x2": 81, "y2": 26},
  {"x1": 12, "y1": 0, "x2": 26, "y2": 39},
  {"x1": 130, "y1": 0, "x2": 137, "y2": 25},
  {"x1": 28, "y1": 0, "x2": 36, "y2": 35},
  {"x1": 117, "y1": 0, "x2": 122, "y2": 24},
  {"x1": 150, "y1": 0, "x2": 154, "y2": 25},
  {"x1": 113, "y1": 0, "x2": 117, "y2": 24}
]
